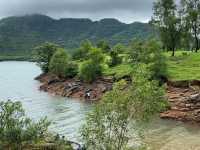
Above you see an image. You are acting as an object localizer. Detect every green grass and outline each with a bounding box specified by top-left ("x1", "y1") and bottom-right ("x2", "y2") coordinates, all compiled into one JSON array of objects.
[
  {"x1": 103, "y1": 64, "x2": 133, "y2": 80},
  {"x1": 166, "y1": 51, "x2": 200, "y2": 81}
]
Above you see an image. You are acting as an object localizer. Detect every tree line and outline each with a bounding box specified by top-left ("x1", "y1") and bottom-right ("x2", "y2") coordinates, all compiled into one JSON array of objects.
[{"x1": 152, "y1": 0, "x2": 200, "y2": 56}]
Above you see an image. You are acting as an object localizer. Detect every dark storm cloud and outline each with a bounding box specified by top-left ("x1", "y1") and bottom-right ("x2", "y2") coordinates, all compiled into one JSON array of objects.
[{"x1": 0, "y1": 0, "x2": 154, "y2": 23}]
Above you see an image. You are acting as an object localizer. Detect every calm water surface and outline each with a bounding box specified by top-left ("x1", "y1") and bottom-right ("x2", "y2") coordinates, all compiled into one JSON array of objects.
[{"x1": 1, "y1": 61, "x2": 200, "y2": 149}]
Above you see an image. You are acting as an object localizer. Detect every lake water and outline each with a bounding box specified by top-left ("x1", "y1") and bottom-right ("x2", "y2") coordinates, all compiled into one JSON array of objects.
[{"x1": 1, "y1": 61, "x2": 200, "y2": 149}]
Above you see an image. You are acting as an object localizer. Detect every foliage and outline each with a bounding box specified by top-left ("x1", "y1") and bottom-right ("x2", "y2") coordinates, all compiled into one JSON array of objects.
[
  {"x1": 78, "y1": 47, "x2": 104, "y2": 82},
  {"x1": 72, "y1": 40, "x2": 93, "y2": 60},
  {"x1": 128, "y1": 39, "x2": 167, "y2": 80},
  {"x1": 0, "y1": 100, "x2": 50, "y2": 149},
  {"x1": 108, "y1": 50, "x2": 122, "y2": 67},
  {"x1": 34, "y1": 42, "x2": 58, "y2": 73},
  {"x1": 79, "y1": 60, "x2": 102, "y2": 82},
  {"x1": 0, "y1": 14, "x2": 154, "y2": 56},
  {"x1": 152, "y1": 0, "x2": 182, "y2": 56},
  {"x1": 96, "y1": 40, "x2": 111, "y2": 53},
  {"x1": 49, "y1": 48, "x2": 77, "y2": 78},
  {"x1": 181, "y1": 0, "x2": 200, "y2": 52},
  {"x1": 81, "y1": 66, "x2": 168, "y2": 150}
]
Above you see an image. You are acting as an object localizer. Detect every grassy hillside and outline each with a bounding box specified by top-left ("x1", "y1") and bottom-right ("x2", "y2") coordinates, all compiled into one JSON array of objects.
[
  {"x1": 166, "y1": 51, "x2": 200, "y2": 81},
  {"x1": 102, "y1": 51, "x2": 200, "y2": 82},
  {"x1": 0, "y1": 14, "x2": 154, "y2": 55}
]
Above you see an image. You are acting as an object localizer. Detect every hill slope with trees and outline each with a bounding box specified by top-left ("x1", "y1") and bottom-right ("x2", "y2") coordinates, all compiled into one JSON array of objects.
[{"x1": 0, "y1": 14, "x2": 154, "y2": 56}]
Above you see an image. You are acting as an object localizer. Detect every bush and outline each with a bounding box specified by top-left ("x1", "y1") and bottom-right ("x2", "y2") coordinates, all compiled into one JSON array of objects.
[
  {"x1": 34, "y1": 42, "x2": 59, "y2": 73},
  {"x1": 79, "y1": 60, "x2": 102, "y2": 82},
  {"x1": 128, "y1": 39, "x2": 167, "y2": 80},
  {"x1": 0, "y1": 100, "x2": 50, "y2": 149},
  {"x1": 81, "y1": 66, "x2": 168, "y2": 150},
  {"x1": 72, "y1": 40, "x2": 93, "y2": 60},
  {"x1": 78, "y1": 47, "x2": 104, "y2": 82},
  {"x1": 49, "y1": 49, "x2": 77, "y2": 78},
  {"x1": 109, "y1": 50, "x2": 122, "y2": 67}
]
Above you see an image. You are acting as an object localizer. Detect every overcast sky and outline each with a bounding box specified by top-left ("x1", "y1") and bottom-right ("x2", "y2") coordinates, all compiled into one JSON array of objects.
[{"x1": 0, "y1": 0, "x2": 154, "y2": 23}]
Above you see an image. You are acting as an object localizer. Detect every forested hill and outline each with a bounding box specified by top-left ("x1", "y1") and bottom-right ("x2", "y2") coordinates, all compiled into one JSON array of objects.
[{"x1": 0, "y1": 14, "x2": 154, "y2": 55}]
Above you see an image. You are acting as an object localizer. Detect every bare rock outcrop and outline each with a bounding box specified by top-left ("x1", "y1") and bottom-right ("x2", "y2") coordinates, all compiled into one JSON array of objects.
[{"x1": 160, "y1": 81, "x2": 200, "y2": 122}]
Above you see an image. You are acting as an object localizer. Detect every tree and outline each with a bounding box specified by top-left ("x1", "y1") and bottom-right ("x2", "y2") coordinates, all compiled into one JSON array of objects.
[
  {"x1": 72, "y1": 40, "x2": 93, "y2": 60},
  {"x1": 109, "y1": 50, "x2": 122, "y2": 67},
  {"x1": 34, "y1": 42, "x2": 58, "y2": 73},
  {"x1": 0, "y1": 100, "x2": 50, "y2": 149},
  {"x1": 152, "y1": 0, "x2": 182, "y2": 56},
  {"x1": 49, "y1": 49, "x2": 77, "y2": 78},
  {"x1": 96, "y1": 40, "x2": 111, "y2": 53},
  {"x1": 78, "y1": 47, "x2": 104, "y2": 82},
  {"x1": 181, "y1": 0, "x2": 200, "y2": 52},
  {"x1": 128, "y1": 39, "x2": 167, "y2": 80},
  {"x1": 81, "y1": 67, "x2": 168, "y2": 150}
]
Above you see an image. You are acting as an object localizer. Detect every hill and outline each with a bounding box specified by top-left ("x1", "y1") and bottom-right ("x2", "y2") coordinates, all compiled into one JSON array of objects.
[{"x1": 0, "y1": 14, "x2": 154, "y2": 56}]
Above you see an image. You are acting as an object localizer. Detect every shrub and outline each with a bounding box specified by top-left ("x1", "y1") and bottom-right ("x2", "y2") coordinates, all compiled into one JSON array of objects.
[
  {"x1": 81, "y1": 66, "x2": 168, "y2": 150},
  {"x1": 78, "y1": 47, "x2": 104, "y2": 82},
  {"x1": 34, "y1": 42, "x2": 58, "y2": 73},
  {"x1": 0, "y1": 100, "x2": 50, "y2": 149},
  {"x1": 109, "y1": 50, "x2": 122, "y2": 67},
  {"x1": 79, "y1": 60, "x2": 102, "y2": 82},
  {"x1": 72, "y1": 40, "x2": 93, "y2": 60},
  {"x1": 49, "y1": 49, "x2": 77, "y2": 78}
]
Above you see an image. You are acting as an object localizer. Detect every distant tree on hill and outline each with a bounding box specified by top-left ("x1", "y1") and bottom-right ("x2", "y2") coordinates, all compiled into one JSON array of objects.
[
  {"x1": 152, "y1": 0, "x2": 182, "y2": 56},
  {"x1": 34, "y1": 42, "x2": 58, "y2": 73}
]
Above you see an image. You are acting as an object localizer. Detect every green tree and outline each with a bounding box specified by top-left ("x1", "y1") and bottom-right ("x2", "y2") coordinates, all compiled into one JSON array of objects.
[
  {"x1": 34, "y1": 42, "x2": 58, "y2": 73},
  {"x1": 49, "y1": 49, "x2": 77, "y2": 78},
  {"x1": 78, "y1": 47, "x2": 104, "y2": 82},
  {"x1": 128, "y1": 39, "x2": 166, "y2": 80},
  {"x1": 0, "y1": 100, "x2": 50, "y2": 149},
  {"x1": 109, "y1": 50, "x2": 122, "y2": 67},
  {"x1": 96, "y1": 40, "x2": 111, "y2": 53},
  {"x1": 81, "y1": 66, "x2": 168, "y2": 150},
  {"x1": 152, "y1": 0, "x2": 182, "y2": 56},
  {"x1": 181, "y1": 0, "x2": 200, "y2": 52},
  {"x1": 72, "y1": 40, "x2": 93, "y2": 60}
]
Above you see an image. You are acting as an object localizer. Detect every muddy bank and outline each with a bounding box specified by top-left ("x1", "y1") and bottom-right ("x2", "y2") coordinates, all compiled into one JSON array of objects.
[
  {"x1": 35, "y1": 73, "x2": 113, "y2": 101},
  {"x1": 161, "y1": 80, "x2": 200, "y2": 123}
]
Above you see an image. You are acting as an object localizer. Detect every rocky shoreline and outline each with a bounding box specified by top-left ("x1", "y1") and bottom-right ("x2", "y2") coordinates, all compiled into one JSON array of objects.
[
  {"x1": 35, "y1": 73, "x2": 113, "y2": 101},
  {"x1": 36, "y1": 74, "x2": 200, "y2": 123},
  {"x1": 161, "y1": 80, "x2": 200, "y2": 123}
]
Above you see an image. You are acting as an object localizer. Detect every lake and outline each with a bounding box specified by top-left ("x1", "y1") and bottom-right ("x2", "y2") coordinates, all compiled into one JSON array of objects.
[{"x1": 1, "y1": 61, "x2": 200, "y2": 149}]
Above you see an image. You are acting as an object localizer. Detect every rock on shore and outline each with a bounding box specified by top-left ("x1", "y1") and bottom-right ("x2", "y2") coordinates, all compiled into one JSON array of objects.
[
  {"x1": 160, "y1": 81, "x2": 200, "y2": 122},
  {"x1": 35, "y1": 73, "x2": 113, "y2": 101}
]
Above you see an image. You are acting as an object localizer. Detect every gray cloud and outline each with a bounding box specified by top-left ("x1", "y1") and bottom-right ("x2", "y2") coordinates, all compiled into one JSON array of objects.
[{"x1": 0, "y1": 0, "x2": 154, "y2": 23}]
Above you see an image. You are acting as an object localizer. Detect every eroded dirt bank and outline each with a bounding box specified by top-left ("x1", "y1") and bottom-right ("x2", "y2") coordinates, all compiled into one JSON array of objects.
[
  {"x1": 35, "y1": 73, "x2": 113, "y2": 101},
  {"x1": 161, "y1": 80, "x2": 200, "y2": 123},
  {"x1": 36, "y1": 74, "x2": 200, "y2": 123}
]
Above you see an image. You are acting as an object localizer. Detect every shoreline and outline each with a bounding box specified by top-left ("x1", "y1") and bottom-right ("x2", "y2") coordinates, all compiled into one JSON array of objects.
[
  {"x1": 36, "y1": 74, "x2": 200, "y2": 123},
  {"x1": 161, "y1": 80, "x2": 200, "y2": 123},
  {"x1": 35, "y1": 73, "x2": 114, "y2": 101}
]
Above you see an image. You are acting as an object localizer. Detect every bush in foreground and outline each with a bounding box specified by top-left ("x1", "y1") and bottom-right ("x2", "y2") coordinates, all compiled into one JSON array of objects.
[
  {"x1": 81, "y1": 66, "x2": 168, "y2": 150},
  {"x1": 0, "y1": 100, "x2": 73, "y2": 150}
]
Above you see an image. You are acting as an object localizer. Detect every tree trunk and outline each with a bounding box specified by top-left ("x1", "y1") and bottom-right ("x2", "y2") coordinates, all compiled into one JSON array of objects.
[
  {"x1": 171, "y1": 48, "x2": 175, "y2": 56},
  {"x1": 195, "y1": 35, "x2": 199, "y2": 53}
]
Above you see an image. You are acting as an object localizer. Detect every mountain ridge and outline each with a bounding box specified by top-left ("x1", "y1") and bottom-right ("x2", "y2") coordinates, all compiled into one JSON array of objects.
[{"x1": 0, "y1": 14, "x2": 154, "y2": 55}]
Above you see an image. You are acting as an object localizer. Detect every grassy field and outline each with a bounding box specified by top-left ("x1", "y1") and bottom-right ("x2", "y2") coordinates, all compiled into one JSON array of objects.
[
  {"x1": 103, "y1": 51, "x2": 200, "y2": 81},
  {"x1": 103, "y1": 64, "x2": 133, "y2": 80},
  {"x1": 166, "y1": 51, "x2": 200, "y2": 81}
]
